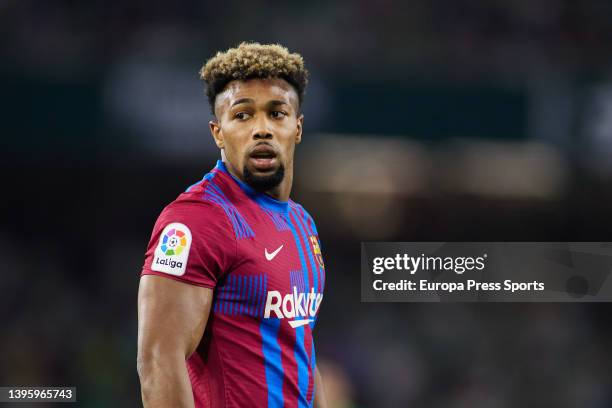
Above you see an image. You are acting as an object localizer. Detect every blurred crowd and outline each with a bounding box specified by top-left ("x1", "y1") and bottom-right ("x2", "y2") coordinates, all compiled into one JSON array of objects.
[{"x1": 2, "y1": 0, "x2": 610, "y2": 77}]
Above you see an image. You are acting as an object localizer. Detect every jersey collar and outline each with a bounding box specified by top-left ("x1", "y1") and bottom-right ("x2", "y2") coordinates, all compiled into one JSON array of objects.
[{"x1": 215, "y1": 160, "x2": 289, "y2": 213}]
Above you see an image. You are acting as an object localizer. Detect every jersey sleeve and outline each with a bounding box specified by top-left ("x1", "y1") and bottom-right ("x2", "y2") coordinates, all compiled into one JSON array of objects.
[{"x1": 141, "y1": 200, "x2": 236, "y2": 288}]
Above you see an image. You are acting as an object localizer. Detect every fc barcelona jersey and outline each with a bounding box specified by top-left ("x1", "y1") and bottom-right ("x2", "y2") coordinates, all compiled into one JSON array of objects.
[{"x1": 141, "y1": 160, "x2": 325, "y2": 408}]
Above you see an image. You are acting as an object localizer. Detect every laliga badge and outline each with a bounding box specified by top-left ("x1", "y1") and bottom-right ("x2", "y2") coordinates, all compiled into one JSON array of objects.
[{"x1": 151, "y1": 223, "x2": 192, "y2": 276}]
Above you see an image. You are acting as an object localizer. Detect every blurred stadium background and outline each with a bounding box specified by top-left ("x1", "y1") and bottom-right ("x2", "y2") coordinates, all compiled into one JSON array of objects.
[{"x1": 2, "y1": 1, "x2": 612, "y2": 407}]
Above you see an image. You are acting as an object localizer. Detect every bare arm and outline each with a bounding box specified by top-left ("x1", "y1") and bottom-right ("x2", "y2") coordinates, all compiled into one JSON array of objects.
[
  {"x1": 314, "y1": 365, "x2": 328, "y2": 408},
  {"x1": 137, "y1": 275, "x2": 213, "y2": 407}
]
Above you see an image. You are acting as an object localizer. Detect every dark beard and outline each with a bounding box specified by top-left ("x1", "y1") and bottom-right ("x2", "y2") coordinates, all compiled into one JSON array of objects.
[{"x1": 243, "y1": 165, "x2": 285, "y2": 192}]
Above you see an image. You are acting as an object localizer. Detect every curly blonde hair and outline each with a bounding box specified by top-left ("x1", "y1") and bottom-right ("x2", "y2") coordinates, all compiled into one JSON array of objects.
[{"x1": 200, "y1": 42, "x2": 309, "y2": 114}]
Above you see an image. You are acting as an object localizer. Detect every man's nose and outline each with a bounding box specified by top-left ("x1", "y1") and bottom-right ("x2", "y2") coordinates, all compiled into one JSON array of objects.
[{"x1": 252, "y1": 115, "x2": 273, "y2": 139}]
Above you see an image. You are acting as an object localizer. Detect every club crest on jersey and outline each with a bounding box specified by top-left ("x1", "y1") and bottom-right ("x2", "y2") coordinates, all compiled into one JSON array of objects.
[
  {"x1": 151, "y1": 222, "x2": 192, "y2": 276},
  {"x1": 264, "y1": 287, "x2": 323, "y2": 328},
  {"x1": 310, "y1": 235, "x2": 324, "y2": 268}
]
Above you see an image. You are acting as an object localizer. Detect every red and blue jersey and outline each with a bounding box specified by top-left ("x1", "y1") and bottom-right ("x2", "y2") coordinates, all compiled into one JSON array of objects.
[{"x1": 141, "y1": 160, "x2": 325, "y2": 408}]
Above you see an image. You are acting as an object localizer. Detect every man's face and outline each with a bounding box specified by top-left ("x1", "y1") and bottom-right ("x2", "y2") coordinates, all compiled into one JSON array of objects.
[{"x1": 210, "y1": 78, "x2": 303, "y2": 191}]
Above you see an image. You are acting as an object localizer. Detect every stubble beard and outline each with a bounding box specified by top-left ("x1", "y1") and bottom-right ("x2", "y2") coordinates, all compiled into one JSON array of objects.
[{"x1": 243, "y1": 164, "x2": 285, "y2": 193}]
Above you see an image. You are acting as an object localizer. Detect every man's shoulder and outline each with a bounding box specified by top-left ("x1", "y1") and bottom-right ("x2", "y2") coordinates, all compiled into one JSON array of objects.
[
  {"x1": 158, "y1": 189, "x2": 231, "y2": 232},
  {"x1": 166, "y1": 169, "x2": 236, "y2": 215},
  {"x1": 289, "y1": 200, "x2": 318, "y2": 228}
]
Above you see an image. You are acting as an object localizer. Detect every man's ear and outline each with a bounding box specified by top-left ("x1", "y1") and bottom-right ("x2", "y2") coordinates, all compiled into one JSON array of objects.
[
  {"x1": 295, "y1": 114, "x2": 304, "y2": 145},
  {"x1": 209, "y1": 120, "x2": 224, "y2": 149}
]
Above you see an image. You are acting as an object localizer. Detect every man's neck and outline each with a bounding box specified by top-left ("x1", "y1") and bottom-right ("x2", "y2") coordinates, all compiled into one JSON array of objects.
[{"x1": 267, "y1": 171, "x2": 292, "y2": 202}]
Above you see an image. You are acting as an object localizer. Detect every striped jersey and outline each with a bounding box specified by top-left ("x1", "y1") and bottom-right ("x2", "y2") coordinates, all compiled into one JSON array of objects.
[{"x1": 141, "y1": 160, "x2": 325, "y2": 408}]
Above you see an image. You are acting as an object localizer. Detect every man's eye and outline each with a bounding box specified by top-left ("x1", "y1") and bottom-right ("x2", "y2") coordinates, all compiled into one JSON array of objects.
[
  {"x1": 235, "y1": 112, "x2": 251, "y2": 120},
  {"x1": 271, "y1": 111, "x2": 287, "y2": 118}
]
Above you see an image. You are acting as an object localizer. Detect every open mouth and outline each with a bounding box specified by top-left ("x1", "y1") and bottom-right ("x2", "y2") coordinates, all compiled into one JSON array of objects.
[{"x1": 248, "y1": 144, "x2": 278, "y2": 171}]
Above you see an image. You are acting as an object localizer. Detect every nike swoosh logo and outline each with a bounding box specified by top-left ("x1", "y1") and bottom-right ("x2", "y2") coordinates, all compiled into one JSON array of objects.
[
  {"x1": 289, "y1": 319, "x2": 314, "y2": 328},
  {"x1": 265, "y1": 245, "x2": 284, "y2": 261}
]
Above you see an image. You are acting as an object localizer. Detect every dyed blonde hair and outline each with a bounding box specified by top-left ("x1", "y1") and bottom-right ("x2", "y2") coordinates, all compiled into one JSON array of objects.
[{"x1": 200, "y1": 42, "x2": 309, "y2": 114}]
